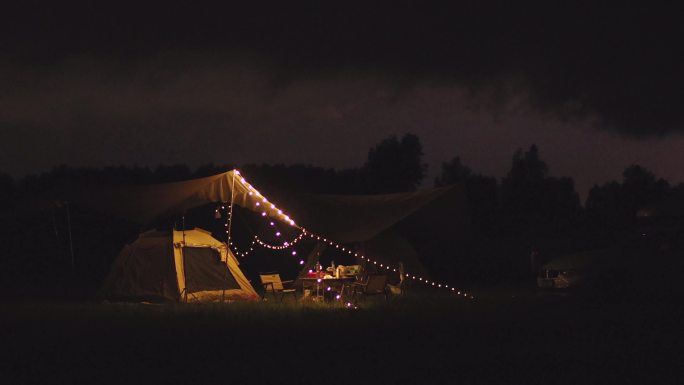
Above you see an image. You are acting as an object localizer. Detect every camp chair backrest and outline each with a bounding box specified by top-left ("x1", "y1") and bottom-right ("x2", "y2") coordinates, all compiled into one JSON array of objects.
[
  {"x1": 365, "y1": 275, "x2": 388, "y2": 294},
  {"x1": 260, "y1": 273, "x2": 284, "y2": 291}
]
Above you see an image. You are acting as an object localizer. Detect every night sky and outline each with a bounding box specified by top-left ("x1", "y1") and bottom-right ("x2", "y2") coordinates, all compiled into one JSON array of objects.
[{"x1": 2, "y1": 3, "x2": 683, "y2": 200}]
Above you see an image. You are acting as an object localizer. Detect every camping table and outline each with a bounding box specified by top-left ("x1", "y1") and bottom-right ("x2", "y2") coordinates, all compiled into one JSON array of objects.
[{"x1": 300, "y1": 277, "x2": 356, "y2": 300}]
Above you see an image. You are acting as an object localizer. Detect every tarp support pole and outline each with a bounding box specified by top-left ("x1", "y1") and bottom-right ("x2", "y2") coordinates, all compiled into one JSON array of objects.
[{"x1": 226, "y1": 172, "x2": 236, "y2": 262}]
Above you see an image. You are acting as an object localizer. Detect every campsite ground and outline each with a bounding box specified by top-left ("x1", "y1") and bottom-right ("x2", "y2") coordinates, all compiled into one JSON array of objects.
[{"x1": 2, "y1": 287, "x2": 681, "y2": 384}]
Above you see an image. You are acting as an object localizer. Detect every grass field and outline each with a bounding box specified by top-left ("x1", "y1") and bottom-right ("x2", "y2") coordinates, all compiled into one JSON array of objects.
[{"x1": 1, "y1": 289, "x2": 681, "y2": 384}]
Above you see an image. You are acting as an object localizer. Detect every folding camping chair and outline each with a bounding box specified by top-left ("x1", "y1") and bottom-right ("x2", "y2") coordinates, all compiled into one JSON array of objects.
[
  {"x1": 351, "y1": 274, "x2": 389, "y2": 301},
  {"x1": 259, "y1": 272, "x2": 297, "y2": 302}
]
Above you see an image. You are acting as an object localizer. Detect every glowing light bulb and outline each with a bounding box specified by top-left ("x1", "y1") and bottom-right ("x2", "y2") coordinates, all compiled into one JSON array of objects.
[
  {"x1": 270, "y1": 222, "x2": 274, "y2": 226},
  {"x1": 278, "y1": 210, "x2": 282, "y2": 215},
  {"x1": 271, "y1": 204, "x2": 275, "y2": 209},
  {"x1": 276, "y1": 232, "x2": 281, "y2": 237},
  {"x1": 335, "y1": 295, "x2": 341, "y2": 300},
  {"x1": 262, "y1": 198, "x2": 267, "y2": 202},
  {"x1": 292, "y1": 251, "x2": 297, "y2": 256},
  {"x1": 240, "y1": 178, "x2": 246, "y2": 183},
  {"x1": 261, "y1": 212, "x2": 267, "y2": 217},
  {"x1": 326, "y1": 287, "x2": 331, "y2": 291},
  {"x1": 235, "y1": 170, "x2": 240, "y2": 175},
  {"x1": 317, "y1": 279, "x2": 322, "y2": 283},
  {"x1": 248, "y1": 191, "x2": 253, "y2": 195},
  {"x1": 299, "y1": 260, "x2": 304, "y2": 265},
  {"x1": 256, "y1": 202, "x2": 260, "y2": 206}
]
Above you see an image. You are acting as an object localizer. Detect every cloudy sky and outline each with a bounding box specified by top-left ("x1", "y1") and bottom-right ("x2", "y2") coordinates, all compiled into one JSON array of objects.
[{"x1": 2, "y1": 3, "x2": 683, "y2": 200}]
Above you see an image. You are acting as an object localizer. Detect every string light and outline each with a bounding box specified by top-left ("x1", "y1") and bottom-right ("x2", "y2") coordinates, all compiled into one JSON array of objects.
[
  {"x1": 255, "y1": 230, "x2": 307, "y2": 250},
  {"x1": 229, "y1": 171, "x2": 472, "y2": 299},
  {"x1": 302, "y1": 231, "x2": 473, "y2": 299}
]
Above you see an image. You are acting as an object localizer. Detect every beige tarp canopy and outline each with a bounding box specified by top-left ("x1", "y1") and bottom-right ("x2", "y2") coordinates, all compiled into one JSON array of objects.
[
  {"x1": 62, "y1": 170, "x2": 300, "y2": 228},
  {"x1": 260, "y1": 184, "x2": 469, "y2": 279},
  {"x1": 271, "y1": 186, "x2": 463, "y2": 243},
  {"x1": 59, "y1": 170, "x2": 467, "y2": 247},
  {"x1": 62, "y1": 170, "x2": 469, "y2": 285}
]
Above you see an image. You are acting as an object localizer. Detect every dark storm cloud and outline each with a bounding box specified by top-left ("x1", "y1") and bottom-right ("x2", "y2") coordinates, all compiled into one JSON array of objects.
[{"x1": 3, "y1": 3, "x2": 681, "y2": 135}]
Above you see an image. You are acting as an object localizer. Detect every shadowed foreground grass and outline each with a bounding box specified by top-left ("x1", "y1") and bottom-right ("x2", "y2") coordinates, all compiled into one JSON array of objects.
[{"x1": 1, "y1": 290, "x2": 682, "y2": 384}]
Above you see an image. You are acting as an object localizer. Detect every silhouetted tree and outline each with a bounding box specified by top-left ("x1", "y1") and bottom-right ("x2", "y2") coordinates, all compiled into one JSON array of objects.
[
  {"x1": 501, "y1": 144, "x2": 580, "y2": 234},
  {"x1": 152, "y1": 164, "x2": 191, "y2": 183},
  {"x1": 435, "y1": 156, "x2": 498, "y2": 232},
  {"x1": 0, "y1": 172, "x2": 13, "y2": 203},
  {"x1": 364, "y1": 134, "x2": 427, "y2": 193},
  {"x1": 435, "y1": 157, "x2": 472, "y2": 185},
  {"x1": 501, "y1": 144, "x2": 549, "y2": 222},
  {"x1": 586, "y1": 164, "x2": 671, "y2": 238}
]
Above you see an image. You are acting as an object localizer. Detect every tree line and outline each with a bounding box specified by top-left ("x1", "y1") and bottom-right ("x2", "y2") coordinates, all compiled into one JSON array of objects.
[{"x1": 1, "y1": 133, "x2": 682, "y2": 295}]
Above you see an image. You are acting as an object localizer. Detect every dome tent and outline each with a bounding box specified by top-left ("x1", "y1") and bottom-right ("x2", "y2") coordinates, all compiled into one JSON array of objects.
[{"x1": 99, "y1": 227, "x2": 258, "y2": 302}]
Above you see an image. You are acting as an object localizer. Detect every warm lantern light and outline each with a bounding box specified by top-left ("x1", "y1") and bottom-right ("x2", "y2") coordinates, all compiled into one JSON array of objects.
[{"x1": 299, "y1": 260, "x2": 305, "y2": 265}]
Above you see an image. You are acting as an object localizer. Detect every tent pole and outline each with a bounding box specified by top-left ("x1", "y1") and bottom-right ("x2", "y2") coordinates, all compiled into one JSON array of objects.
[
  {"x1": 65, "y1": 201, "x2": 75, "y2": 275},
  {"x1": 182, "y1": 215, "x2": 186, "y2": 244},
  {"x1": 226, "y1": 172, "x2": 236, "y2": 260}
]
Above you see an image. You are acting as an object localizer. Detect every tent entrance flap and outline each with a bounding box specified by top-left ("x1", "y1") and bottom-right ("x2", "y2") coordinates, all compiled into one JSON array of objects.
[{"x1": 182, "y1": 247, "x2": 240, "y2": 293}]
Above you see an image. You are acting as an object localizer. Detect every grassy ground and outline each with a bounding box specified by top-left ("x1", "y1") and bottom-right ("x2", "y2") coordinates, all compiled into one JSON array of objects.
[{"x1": 1, "y1": 289, "x2": 682, "y2": 384}]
